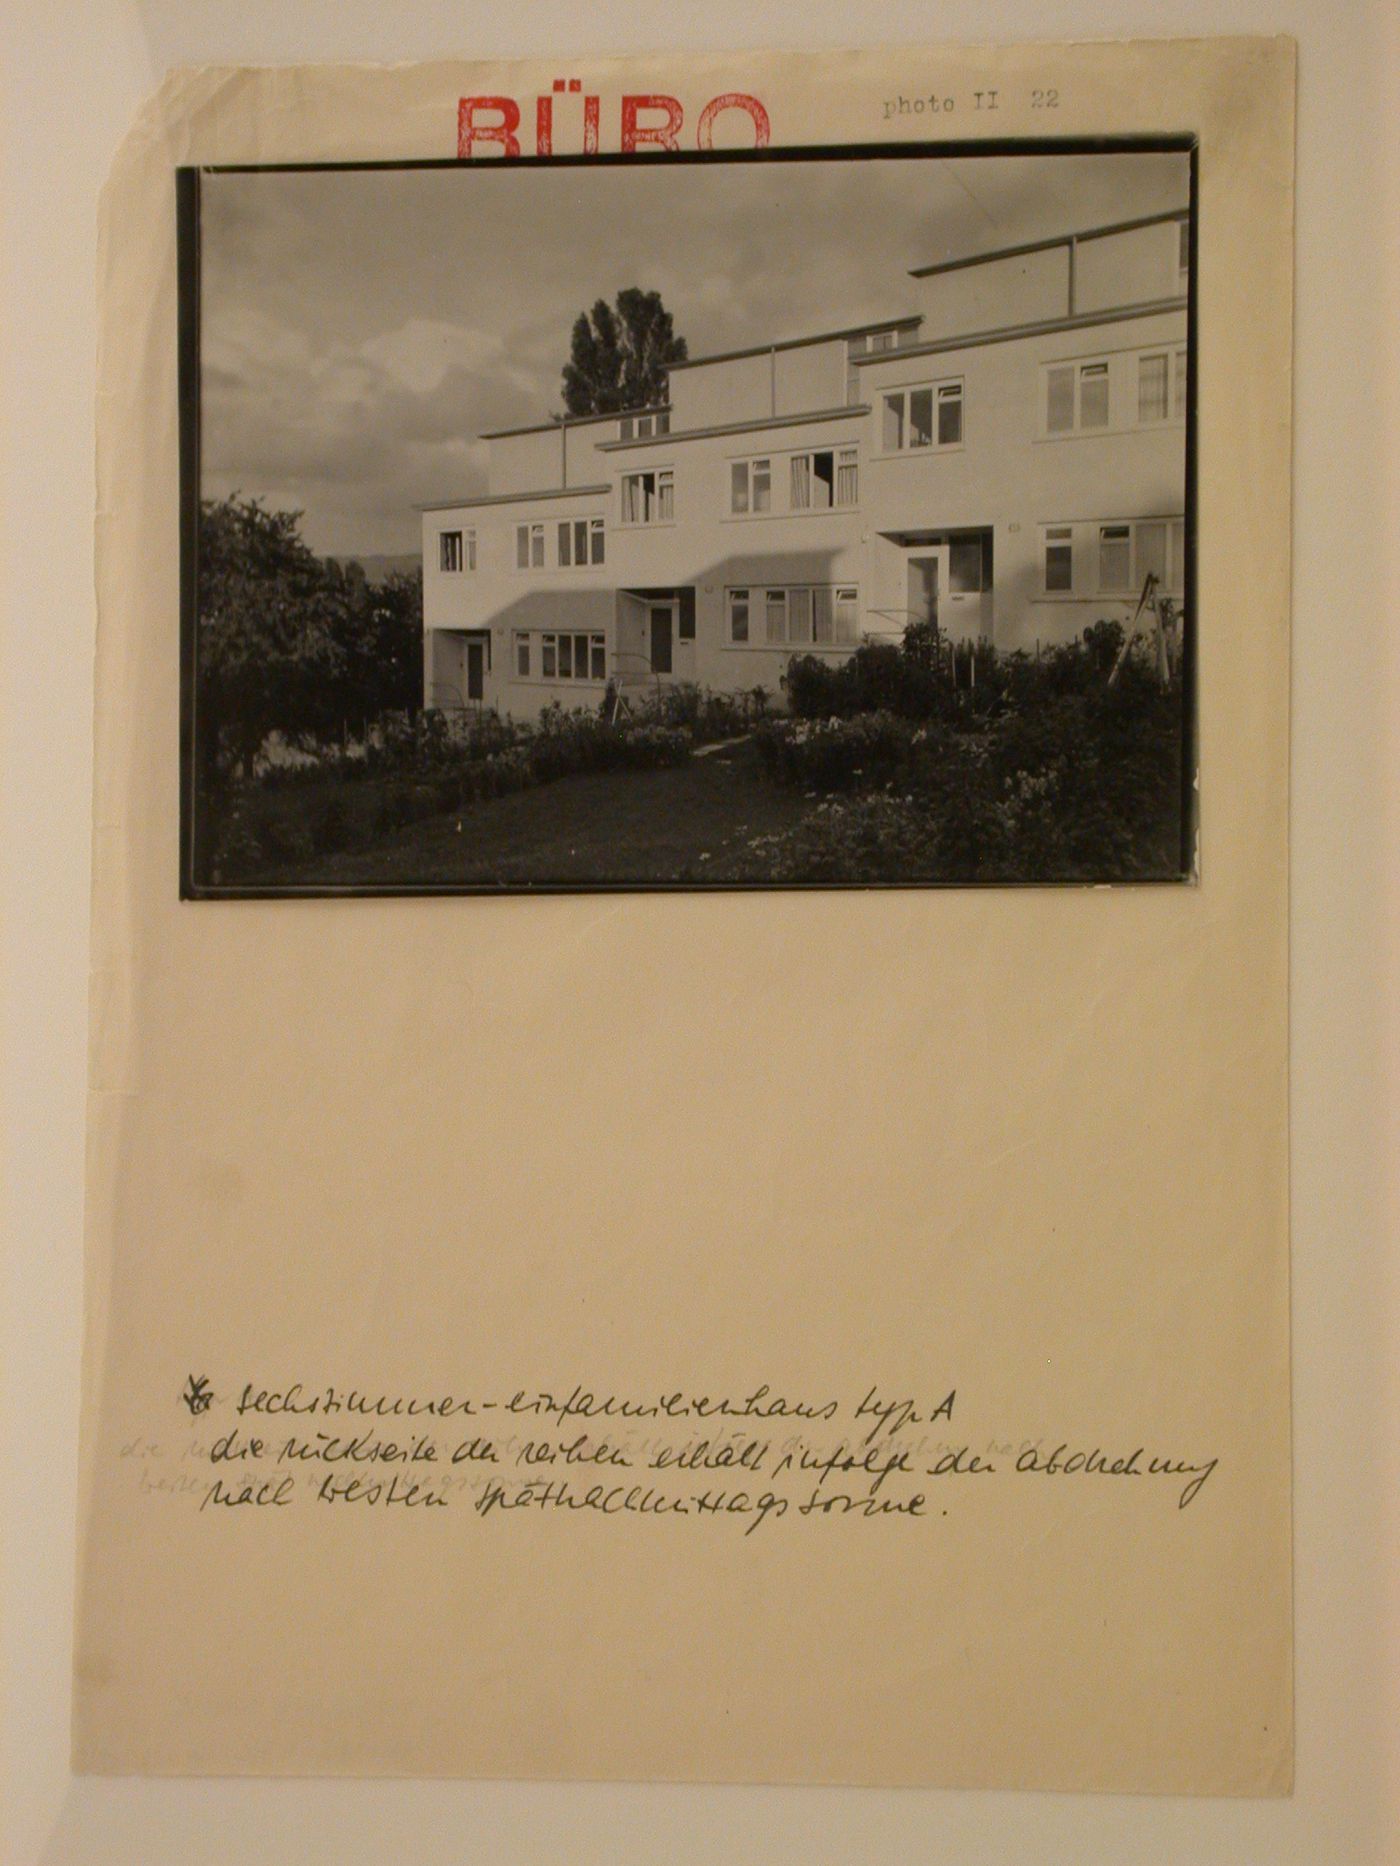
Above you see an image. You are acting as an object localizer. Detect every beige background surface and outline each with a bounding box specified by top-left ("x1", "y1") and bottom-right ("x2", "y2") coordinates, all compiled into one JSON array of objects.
[{"x1": 3, "y1": 3, "x2": 1397, "y2": 1863}]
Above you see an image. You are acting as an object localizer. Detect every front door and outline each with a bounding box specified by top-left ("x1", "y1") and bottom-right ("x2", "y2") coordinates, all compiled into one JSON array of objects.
[
  {"x1": 649, "y1": 604, "x2": 673, "y2": 676},
  {"x1": 466, "y1": 640, "x2": 485, "y2": 702},
  {"x1": 907, "y1": 548, "x2": 950, "y2": 630}
]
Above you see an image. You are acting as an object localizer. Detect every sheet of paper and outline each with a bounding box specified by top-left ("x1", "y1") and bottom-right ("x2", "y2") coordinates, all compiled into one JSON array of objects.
[{"x1": 74, "y1": 37, "x2": 1295, "y2": 1791}]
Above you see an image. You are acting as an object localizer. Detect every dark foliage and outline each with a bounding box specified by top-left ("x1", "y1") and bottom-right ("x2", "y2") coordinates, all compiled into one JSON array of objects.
[{"x1": 560, "y1": 288, "x2": 688, "y2": 416}]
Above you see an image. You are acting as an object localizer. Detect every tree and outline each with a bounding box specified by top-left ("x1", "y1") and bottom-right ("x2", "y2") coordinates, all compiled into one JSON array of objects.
[
  {"x1": 197, "y1": 494, "x2": 348, "y2": 781},
  {"x1": 561, "y1": 287, "x2": 688, "y2": 416}
]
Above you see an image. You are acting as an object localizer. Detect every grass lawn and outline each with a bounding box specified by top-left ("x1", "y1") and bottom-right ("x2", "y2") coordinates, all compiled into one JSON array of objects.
[{"x1": 247, "y1": 740, "x2": 823, "y2": 887}]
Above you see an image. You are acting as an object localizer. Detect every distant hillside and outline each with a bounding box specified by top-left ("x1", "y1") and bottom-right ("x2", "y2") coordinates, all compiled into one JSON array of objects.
[{"x1": 328, "y1": 552, "x2": 422, "y2": 585}]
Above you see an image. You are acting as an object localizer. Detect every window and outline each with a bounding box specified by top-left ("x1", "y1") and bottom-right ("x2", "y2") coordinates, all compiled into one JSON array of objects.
[
  {"x1": 882, "y1": 380, "x2": 963, "y2": 452},
  {"x1": 1046, "y1": 359, "x2": 1109, "y2": 434},
  {"x1": 620, "y1": 410, "x2": 670, "y2": 440},
  {"x1": 1079, "y1": 363, "x2": 1109, "y2": 429},
  {"x1": 787, "y1": 587, "x2": 813, "y2": 646},
  {"x1": 730, "y1": 585, "x2": 860, "y2": 647},
  {"x1": 1169, "y1": 518, "x2": 1187, "y2": 593},
  {"x1": 1043, "y1": 519, "x2": 1185, "y2": 596},
  {"x1": 515, "y1": 522, "x2": 544, "y2": 569},
  {"x1": 1138, "y1": 353, "x2": 1169, "y2": 423},
  {"x1": 1045, "y1": 365, "x2": 1075, "y2": 434},
  {"x1": 1098, "y1": 524, "x2": 1132, "y2": 592},
  {"x1": 1139, "y1": 350, "x2": 1188, "y2": 425},
  {"x1": 439, "y1": 529, "x2": 473, "y2": 573},
  {"x1": 789, "y1": 448, "x2": 857, "y2": 510},
  {"x1": 836, "y1": 447, "x2": 858, "y2": 505},
  {"x1": 515, "y1": 632, "x2": 530, "y2": 677},
  {"x1": 621, "y1": 469, "x2": 673, "y2": 524},
  {"x1": 535, "y1": 631, "x2": 606, "y2": 681},
  {"x1": 730, "y1": 457, "x2": 771, "y2": 515},
  {"x1": 557, "y1": 516, "x2": 605, "y2": 567},
  {"x1": 1051, "y1": 348, "x2": 1188, "y2": 435},
  {"x1": 1044, "y1": 527, "x2": 1074, "y2": 593},
  {"x1": 834, "y1": 588, "x2": 859, "y2": 643}
]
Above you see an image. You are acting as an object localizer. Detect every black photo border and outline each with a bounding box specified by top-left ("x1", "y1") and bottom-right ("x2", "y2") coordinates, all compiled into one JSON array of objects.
[{"x1": 177, "y1": 135, "x2": 1199, "y2": 899}]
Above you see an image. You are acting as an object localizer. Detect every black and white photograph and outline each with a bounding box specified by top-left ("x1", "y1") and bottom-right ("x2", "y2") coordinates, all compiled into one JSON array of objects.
[{"x1": 183, "y1": 143, "x2": 1195, "y2": 894}]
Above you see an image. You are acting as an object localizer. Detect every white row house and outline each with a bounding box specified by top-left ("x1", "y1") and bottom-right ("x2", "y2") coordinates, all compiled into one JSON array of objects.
[{"x1": 421, "y1": 208, "x2": 1190, "y2": 717}]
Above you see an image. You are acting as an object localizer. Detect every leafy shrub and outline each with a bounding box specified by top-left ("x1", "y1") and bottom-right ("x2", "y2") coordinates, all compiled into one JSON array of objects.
[
  {"x1": 619, "y1": 724, "x2": 691, "y2": 768},
  {"x1": 755, "y1": 710, "x2": 915, "y2": 790}
]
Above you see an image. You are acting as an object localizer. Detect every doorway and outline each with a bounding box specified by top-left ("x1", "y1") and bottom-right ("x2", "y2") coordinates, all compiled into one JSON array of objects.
[
  {"x1": 466, "y1": 639, "x2": 485, "y2": 702},
  {"x1": 649, "y1": 604, "x2": 674, "y2": 676},
  {"x1": 907, "y1": 547, "x2": 950, "y2": 630}
]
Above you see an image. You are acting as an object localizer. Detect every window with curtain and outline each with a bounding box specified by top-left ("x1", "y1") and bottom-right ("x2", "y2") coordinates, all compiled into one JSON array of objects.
[
  {"x1": 728, "y1": 590, "x2": 750, "y2": 643},
  {"x1": 789, "y1": 454, "x2": 812, "y2": 509},
  {"x1": 787, "y1": 587, "x2": 813, "y2": 646},
  {"x1": 1138, "y1": 353, "x2": 1170, "y2": 422},
  {"x1": 836, "y1": 448, "x2": 858, "y2": 505}
]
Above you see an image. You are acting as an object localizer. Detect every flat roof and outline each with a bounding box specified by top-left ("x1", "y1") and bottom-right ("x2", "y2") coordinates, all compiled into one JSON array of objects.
[
  {"x1": 668, "y1": 315, "x2": 923, "y2": 374},
  {"x1": 596, "y1": 404, "x2": 868, "y2": 451},
  {"x1": 851, "y1": 297, "x2": 1188, "y2": 366},
  {"x1": 478, "y1": 406, "x2": 671, "y2": 441},
  {"x1": 417, "y1": 483, "x2": 610, "y2": 514},
  {"x1": 908, "y1": 208, "x2": 1189, "y2": 279}
]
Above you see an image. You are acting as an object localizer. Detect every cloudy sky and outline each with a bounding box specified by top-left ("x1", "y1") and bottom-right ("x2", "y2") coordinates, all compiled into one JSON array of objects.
[{"x1": 200, "y1": 150, "x2": 1189, "y2": 557}]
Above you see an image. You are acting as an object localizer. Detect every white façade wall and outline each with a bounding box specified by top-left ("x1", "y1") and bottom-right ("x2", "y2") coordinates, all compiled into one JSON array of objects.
[
  {"x1": 668, "y1": 336, "x2": 848, "y2": 431},
  {"x1": 912, "y1": 216, "x2": 1187, "y2": 344},
  {"x1": 858, "y1": 306, "x2": 1188, "y2": 653},
  {"x1": 423, "y1": 487, "x2": 614, "y2": 715},
  {"x1": 600, "y1": 411, "x2": 868, "y2": 703},
  {"x1": 914, "y1": 243, "x2": 1070, "y2": 340}
]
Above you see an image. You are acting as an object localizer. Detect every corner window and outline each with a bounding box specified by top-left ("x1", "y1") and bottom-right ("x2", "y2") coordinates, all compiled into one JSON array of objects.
[
  {"x1": 882, "y1": 380, "x2": 962, "y2": 453},
  {"x1": 515, "y1": 522, "x2": 544, "y2": 569},
  {"x1": 439, "y1": 529, "x2": 472, "y2": 573},
  {"x1": 621, "y1": 469, "x2": 673, "y2": 525}
]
